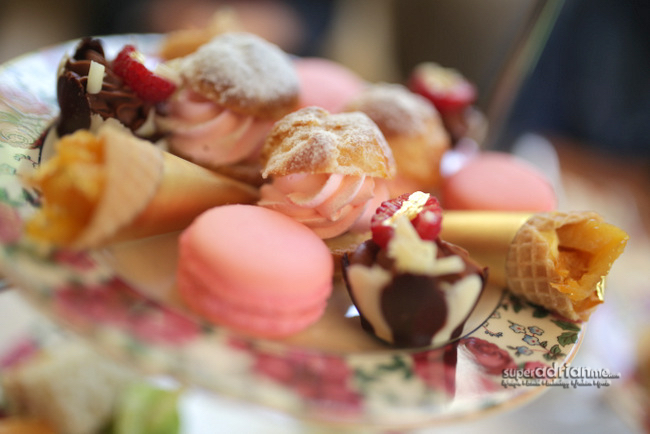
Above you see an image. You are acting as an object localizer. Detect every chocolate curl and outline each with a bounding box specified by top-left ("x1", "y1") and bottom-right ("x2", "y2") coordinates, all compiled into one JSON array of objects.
[{"x1": 57, "y1": 38, "x2": 153, "y2": 137}]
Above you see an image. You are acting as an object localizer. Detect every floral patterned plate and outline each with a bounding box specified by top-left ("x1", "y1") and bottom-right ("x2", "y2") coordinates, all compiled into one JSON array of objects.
[{"x1": 0, "y1": 35, "x2": 585, "y2": 429}]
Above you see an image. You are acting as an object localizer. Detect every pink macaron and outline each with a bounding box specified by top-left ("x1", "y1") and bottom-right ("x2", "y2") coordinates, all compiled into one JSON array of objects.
[
  {"x1": 177, "y1": 204, "x2": 334, "y2": 338},
  {"x1": 294, "y1": 57, "x2": 366, "y2": 113},
  {"x1": 441, "y1": 152, "x2": 557, "y2": 212}
]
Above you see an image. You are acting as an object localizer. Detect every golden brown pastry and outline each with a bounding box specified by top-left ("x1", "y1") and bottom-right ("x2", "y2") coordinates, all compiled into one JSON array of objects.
[
  {"x1": 343, "y1": 83, "x2": 450, "y2": 195},
  {"x1": 261, "y1": 106, "x2": 395, "y2": 179},
  {"x1": 157, "y1": 32, "x2": 300, "y2": 176},
  {"x1": 177, "y1": 32, "x2": 299, "y2": 120},
  {"x1": 159, "y1": 8, "x2": 243, "y2": 60},
  {"x1": 258, "y1": 106, "x2": 395, "y2": 251}
]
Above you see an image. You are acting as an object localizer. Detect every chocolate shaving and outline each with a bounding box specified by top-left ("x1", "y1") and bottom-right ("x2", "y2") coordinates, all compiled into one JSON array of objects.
[
  {"x1": 56, "y1": 38, "x2": 154, "y2": 136},
  {"x1": 57, "y1": 72, "x2": 92, "y2": 136}
]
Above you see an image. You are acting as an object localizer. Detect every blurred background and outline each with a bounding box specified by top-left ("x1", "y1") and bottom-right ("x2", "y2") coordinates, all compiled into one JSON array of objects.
[
  {"x1": 2, "y1": 0, "x2": 650, "y2": 158},
  {"x1": 1, "y1": 0, "x2": 649, "y2": 432}
]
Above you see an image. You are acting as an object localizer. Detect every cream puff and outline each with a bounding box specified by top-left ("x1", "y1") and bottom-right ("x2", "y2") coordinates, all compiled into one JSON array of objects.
[
  {"x1": 157, "y1": 32, "x2": 300, "y2": 180},
  {"x1": 343, "y1": 83, "x2": 450, "y2": 196},
  {"x1": 258, "y1": 106, "x2": 395, "y2": 255}
]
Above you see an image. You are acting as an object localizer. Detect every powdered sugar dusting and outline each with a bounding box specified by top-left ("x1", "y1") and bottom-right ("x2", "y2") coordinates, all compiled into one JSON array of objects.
[
  {"x1": 344, "y1": 83, "x2": 440, "y2": 137},
  {"x1": 261, "y1": 107, "x2": 395, "y2": 179},
  {"x1": 180, "y1": 32, "x2": 299, "y2": 119}
]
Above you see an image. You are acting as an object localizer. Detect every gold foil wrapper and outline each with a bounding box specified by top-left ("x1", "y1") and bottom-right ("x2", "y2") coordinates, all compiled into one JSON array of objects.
[
  {"x1": 596, "y1": 276, "x2": 606, "y2": 303},
  {"x1": 441, "y1": 210, "x2": 628, "y2": 321},
  {"x1": 440, "y1": 211, "x2": 533, "y2": 287}
]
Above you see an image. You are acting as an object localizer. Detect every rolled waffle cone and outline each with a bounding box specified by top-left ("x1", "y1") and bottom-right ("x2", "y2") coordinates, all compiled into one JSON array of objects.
[
  {"x1": 441, "y1": 210, "x2": 628, "y2": 321},
  {"x1": 505, "y1": 211, "x2": 627, "y2": 321},
  {"x1": 62, "y1": 121, "x2": 259, "y2": 249}
]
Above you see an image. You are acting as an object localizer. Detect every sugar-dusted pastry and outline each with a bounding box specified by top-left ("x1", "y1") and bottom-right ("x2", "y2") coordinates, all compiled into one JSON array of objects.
[
  {"x1": 294, "y1": 57, "x2": 366, "y2": 113},
  {"x1": 157, "y1": 32, "x2": 300, "y2": 171},
  {"x1": 342, "y1": 192, "x2": 487, "y2": 348},
  {"x1": 441, "y1": 152, "x2": 557, "y2": 212},
  {"x1": 343, "y1": 83, "x2": 450, "y2": 196},
  {"x1": 159, "y1": 8, "x2": 243, "y2": 60},
  {"x1": 258, "y1": 106, "x2": 396, "y2": 241},
  {"x1": 24, "y1": 120, "x2": 258, "y2": 249},
  {"x1": 177, "y1": 204, "x2": 334, "y2": 338},
  {"x1": 441, "y1": 210, "x2": 629, "y2": 321}
]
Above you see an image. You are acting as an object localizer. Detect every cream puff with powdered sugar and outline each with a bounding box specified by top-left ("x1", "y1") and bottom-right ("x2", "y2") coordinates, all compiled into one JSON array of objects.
[
  {"x1": 258, "y1": 106, "x2": 396, "y2": 257},
  {"x1": 344, "y1": 83, "x2": 450, "y2": 197},
  {"x1": 157, "y1": 32, "x2": 299, "y2": 182}
]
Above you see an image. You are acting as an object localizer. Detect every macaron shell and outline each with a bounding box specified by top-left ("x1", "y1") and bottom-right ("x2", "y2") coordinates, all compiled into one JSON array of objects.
[
  {"x1": 181, "y1": 205, "x2": 333, "y2": 298},
  {"x1": 179, "y1": 254, "x2": 330, "y2": 314},
  {"x1": 176, "y1": 204, "x2": 334, "y2": 338},
  {"x1": 441, "y1": 152, "x2": 557, "y2": 212},
  {"x1": 179, "y1": 266, "x2": 328, "y2": 339},
  {"x1": 294, "y1": 57, "x2": 366, "y2": 113}
]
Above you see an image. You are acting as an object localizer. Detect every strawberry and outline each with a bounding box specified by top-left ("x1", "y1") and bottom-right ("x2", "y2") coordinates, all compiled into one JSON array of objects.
[
  {"x1": 370, "y1": 191, "x2": 443, "y2": 248},
  {"x1": 408, "y1": 62, "x2": 476, "y2": 114},
  {"x1": 112, "y1": 45, "x2": 176, "y2": 103}
]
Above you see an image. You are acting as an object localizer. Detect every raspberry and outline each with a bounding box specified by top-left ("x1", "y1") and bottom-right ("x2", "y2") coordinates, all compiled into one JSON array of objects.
[
  {"x1": 112, "y1": 45, "x2": 176, "y2": 103},
  {"x1": 370, "y1": 191, "x2": 443, "y2": 248},
  {"x1": 408, "y1": 62, "x2": 476, "y2": 113}
]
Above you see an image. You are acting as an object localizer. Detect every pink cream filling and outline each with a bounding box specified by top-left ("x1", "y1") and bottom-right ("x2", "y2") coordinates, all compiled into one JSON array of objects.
[
  {"x1": 259, "y1": 173, "x2": 389, "y2": 238},
  {"x1": 160, "y1": 89, "x2": 272, "y2": 166}
]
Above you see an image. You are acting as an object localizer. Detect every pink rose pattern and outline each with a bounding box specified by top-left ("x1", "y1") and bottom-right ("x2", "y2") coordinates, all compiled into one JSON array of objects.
[
  {"x1": 454, "y1": 293, "x2": 583, "y2": 391},
  {"x1": 412, "y1": 343, "x2": 458, "y2": 396},
  {"x1": 0, "y1": 202, "x2": 22, "y2": 244},
  {"x1": 521, "y1": 361, "x2": 550, "y2": 378},
  {"x1": 0, "y1": 336, "x2": 39, "y2": 370},
  {"x1": 7, "y1": 255, "x2": 582, "y2": 414},
  {"x1": 52, "y1": 249, "x2": 97, "y2": 271},
  {"x1": 53, "y1": 277, "x2": 200, "y2": 345},
  {"x1": 461, "y1": 336, "x2": 518, "y2": 376},
  {"x1": 250, "y1": 347, "x2": 363, "y2": 416}
]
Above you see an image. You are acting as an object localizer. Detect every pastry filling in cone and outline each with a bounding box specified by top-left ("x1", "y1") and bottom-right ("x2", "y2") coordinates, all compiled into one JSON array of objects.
[
  {"x1": 539, "y1": 217, "x2": 628, "y2": 314},
  {"x1": 26, "y1": 130, "x2": 105, "y2": 244}
]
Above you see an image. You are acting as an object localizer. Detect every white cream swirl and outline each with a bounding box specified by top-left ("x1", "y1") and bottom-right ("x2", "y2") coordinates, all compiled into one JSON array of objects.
[
  {"x1": 259, "y1": 173, "x2": 389, "y2": 239},
  {"x1": 158, "y1": 89, "x2": 272, "y2": 167}
]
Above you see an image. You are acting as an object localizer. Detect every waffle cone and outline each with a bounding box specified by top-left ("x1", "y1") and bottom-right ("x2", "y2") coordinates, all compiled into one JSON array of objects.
[
  {"x1": 73, "y1": 122, "x2": 259, "y2": 248},
  {"x1": 505, "y1": 211, "x2": 628, "y2": 321},
  {"x1": 441, "y1": 210, "x2": 628, "y2": 321}
]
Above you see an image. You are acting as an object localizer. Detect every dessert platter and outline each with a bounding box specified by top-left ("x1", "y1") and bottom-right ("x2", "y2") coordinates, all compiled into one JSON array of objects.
[{"x1": 0, "y1": 28, "x2": 629, "y2": 431}]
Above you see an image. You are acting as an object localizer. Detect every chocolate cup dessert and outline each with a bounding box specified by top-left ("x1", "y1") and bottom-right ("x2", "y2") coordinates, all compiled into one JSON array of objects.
[{"x1": 342, "y1": 238, "x2": 487, "y2": 348}]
